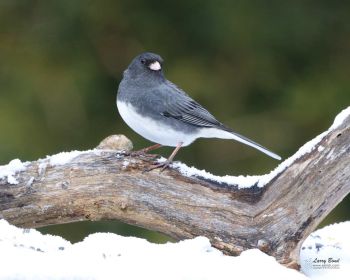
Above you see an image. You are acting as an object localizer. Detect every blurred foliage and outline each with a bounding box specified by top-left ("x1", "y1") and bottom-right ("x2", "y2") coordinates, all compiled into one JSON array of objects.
[
  {"x1": 0, "y1": 1, "x2": 349, "y2": 242},
  {"x1": 39, "y1": 220, "x2": 174, "y2": 244}
]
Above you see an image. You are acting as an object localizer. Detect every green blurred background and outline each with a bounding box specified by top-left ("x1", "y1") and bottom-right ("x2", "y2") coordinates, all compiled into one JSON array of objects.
[{"x1": 0, "y1": 1, "x2": 349, "y2": 243}]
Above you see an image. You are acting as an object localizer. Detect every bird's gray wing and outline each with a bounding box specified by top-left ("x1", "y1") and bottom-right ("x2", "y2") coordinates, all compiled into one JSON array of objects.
[
  {"x1": 155, "y1": 81, "x2": 282, "y2": 160},
  {"x1": 159, "y1": 81, "x2": 223, "y2": 128}
]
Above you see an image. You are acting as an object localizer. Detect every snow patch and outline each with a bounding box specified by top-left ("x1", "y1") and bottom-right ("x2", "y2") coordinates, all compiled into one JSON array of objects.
[
  {"x1": 0, "y1": 219, "x2": 71, "y2": 253},
  {"x1": 0, "y1": 219, "x2": 307, "y2": 280},
  {"x1": 172, "y1": 129, "x2": 326, "y2": 188},
  {"x1": 1, "y1": 219, "x2": 349, "y2": 279},
  {"x1": 172, "y1": 106, "x2": 350, "y2": 188},
  {"x1": 43, "y1": 149, "x2": 102, "y2": 167},
  {"x1": 0, "y1": 159, "x2": 28, "y2": 185},
  {"x1": 329, "y1": 106, "x2": 350, "y2": 130},
  {"x1": 172, "y1": 161, "x2": 261, "y2": 188},
  {"x1": 317, "y1": 146, "x2": 325, "y2": 152},
  {"x1": 300, "y1": 221, "x2": 350, "y2": 280},
  {"x1": 49, "y1": 150, "x2": 88, "y2": 166}
]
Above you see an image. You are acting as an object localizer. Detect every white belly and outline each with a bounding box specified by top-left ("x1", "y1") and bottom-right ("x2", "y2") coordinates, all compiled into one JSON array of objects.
[{"x1": 117, "y1": 100, "x2": 196, "y2": 147}]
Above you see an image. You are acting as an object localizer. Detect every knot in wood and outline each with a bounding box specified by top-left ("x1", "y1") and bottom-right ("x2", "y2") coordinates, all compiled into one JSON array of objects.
[
  {"x1": 119, "y1": 202, "x2": 128, "y2": 211},
  {"x1": 97, "y1": 135, "x2": 133, "y2": 151},
  {"x1": 257, "y1": 239, "x2": 270, "y2": 253}
]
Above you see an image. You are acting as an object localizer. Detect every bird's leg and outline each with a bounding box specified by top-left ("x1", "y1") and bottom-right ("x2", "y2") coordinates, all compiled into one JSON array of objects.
[
  {"x1": 145, "y1": 142, "x2": 183, "y2": 172},
  {"x1": 130, "y1": 143, "x2": 162, "y2": 158}
]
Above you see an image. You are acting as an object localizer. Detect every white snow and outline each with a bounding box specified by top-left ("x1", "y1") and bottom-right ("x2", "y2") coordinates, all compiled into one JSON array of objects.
[
  {"x1": 0, "y1": 149, "x2": 105, "y2": 185},
  {"x1": 41, "y1": 149, "x2": 103, "y2": 167},
  {"x1": 171, "y1": 106, "x2": 350, "y2": 188},
  {"x1": 0, "y1": 219, "x2": 71, "y2": 253},
  {"x1": 47, "y1": 149, "x2": 102, "y2": 166},
  {"x1": 1, "y1": 219, "x2": 349, "y2": 279},
  {"x1": 38, "y1": 148, "x2": 103, "y2": 167},
  {"x1": 0, "y1": 159, "x2": 28, "y2": 185},
  {"x1": 329, "y1": 107, "x2": 350, "y2": 130},
  {"x1": 48, "y1": 150, "x2": 87, "y2": 166},
  {"x1": 172, "y1": 160, "x2": 261, "y2": 188},
  {"x1": 317, "y1": 146, "x2": 325, "y2": 152},
  {"x1": 300, "y1": 221, "x2": 350, "y2": 280},
  {"x1": 0, "y1": 150, "x2": 99, "y2": 185},
  {"x1": 0, "y1": 219, "x2": 307, "y2": 280}
]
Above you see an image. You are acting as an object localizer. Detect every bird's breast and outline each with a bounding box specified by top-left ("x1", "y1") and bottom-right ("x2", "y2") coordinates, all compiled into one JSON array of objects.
[{"x1": 117, "y1": 100, "x2": 197, "y2": 147}]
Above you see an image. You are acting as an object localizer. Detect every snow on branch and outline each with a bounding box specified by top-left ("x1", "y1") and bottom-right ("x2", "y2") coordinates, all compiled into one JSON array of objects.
[
  {"x1": 172, "y1": 106, "x2": 350, "y2": 188},
  {"x1": 0, "y1": 107, "x2": 349, "y2": 269}
]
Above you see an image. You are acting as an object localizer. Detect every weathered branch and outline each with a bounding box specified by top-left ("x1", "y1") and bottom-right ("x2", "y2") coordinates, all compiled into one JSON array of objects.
[{"x1": 1, "y1": 109, "x2": 349, "y2": 268}]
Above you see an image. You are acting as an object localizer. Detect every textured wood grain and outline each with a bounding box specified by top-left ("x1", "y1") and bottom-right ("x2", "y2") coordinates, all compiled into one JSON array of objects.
[{"x1": 0, "y1": 114, "x2": 349, "y2": 268}]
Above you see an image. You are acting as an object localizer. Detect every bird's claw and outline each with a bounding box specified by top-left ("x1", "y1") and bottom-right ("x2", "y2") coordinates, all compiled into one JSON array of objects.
[{"x1": 143, "y1": 160, "x2": 172, "y2": 173}]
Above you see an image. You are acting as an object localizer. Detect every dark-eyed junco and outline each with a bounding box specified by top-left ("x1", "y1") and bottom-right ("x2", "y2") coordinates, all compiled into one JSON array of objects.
[{"x1": 117, "y1": 52, "x2": 281, "y2": 171}]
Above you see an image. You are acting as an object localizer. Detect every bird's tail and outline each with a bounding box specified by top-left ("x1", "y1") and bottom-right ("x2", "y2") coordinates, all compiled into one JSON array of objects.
[{"x1": 200, "y1": 127, "x2": 282, "y2": 160}]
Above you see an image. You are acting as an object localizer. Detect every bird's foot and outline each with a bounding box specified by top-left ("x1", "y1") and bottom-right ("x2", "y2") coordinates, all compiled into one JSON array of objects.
[
  {"x1": 128, "y1": 144, "x2": 162, "y2": 159},
  {"x1": 143, "y1": 160, "x2": 172, "y2": 173}
]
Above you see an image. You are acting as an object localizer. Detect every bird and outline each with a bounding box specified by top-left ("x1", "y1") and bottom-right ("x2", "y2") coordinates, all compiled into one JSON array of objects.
[{"x1": 117, "y1": 52, "x2": 281, "y2": 171}]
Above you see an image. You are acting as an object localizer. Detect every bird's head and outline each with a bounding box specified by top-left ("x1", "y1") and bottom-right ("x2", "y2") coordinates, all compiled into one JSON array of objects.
[{"x1": 124, "y1": 52, "x2": 164, "y2": 81}]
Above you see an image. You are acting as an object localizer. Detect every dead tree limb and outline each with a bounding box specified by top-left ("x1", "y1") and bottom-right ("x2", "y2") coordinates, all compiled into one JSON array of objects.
[{"x1": 0, "y1": 108, "x2": 349, "y2": 268}]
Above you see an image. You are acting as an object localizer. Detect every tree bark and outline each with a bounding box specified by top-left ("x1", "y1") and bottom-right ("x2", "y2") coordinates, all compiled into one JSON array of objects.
[{"x1": 0, "y1": 110, "x2": 349, "y2": 268}]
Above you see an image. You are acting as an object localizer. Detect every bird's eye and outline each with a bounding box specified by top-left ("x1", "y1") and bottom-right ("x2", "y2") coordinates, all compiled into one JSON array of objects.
[{"x1": 140, "y1": 58, "x2": 146, "y2": 64}]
